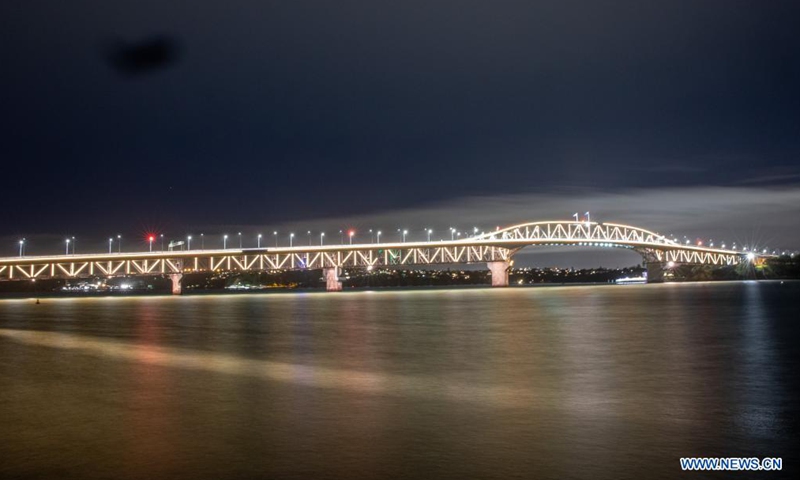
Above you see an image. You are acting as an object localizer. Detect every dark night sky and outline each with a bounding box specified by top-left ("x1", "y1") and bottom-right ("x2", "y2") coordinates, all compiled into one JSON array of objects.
[{"x1": 1, "y1": 1, "x2": 799, "y2": 257}]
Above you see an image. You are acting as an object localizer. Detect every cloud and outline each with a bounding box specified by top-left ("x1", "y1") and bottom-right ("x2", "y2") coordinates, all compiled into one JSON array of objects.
[
  {"x1": 266, "y1": 185, "x2": 800, "y2": 255},
  {"x1": 736, "y1": 173, "x2": 800, "y2": 185},
  {"x1": 5, "y1": 185, "x2": 798, "y2": 267}
]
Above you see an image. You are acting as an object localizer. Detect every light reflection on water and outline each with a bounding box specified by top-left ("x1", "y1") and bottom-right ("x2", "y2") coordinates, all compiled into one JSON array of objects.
[{"x1": 0, "y1": 283, "x2": 798, "y2": 479}]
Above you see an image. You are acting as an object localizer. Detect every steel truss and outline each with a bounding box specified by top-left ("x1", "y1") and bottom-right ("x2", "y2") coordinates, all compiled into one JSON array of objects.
[
  {"x1": 0, "y1": 245, "x2": 512, "y2": 281},
  {"x1": 0, "y1": 221, "x2": 757, "y2": 281}
]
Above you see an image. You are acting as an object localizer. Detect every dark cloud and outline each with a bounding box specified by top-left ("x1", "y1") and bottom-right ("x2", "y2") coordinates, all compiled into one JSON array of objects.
[
  {"x1": 6, "y1": 185, "x2": 797, "y2": 266},
  {"x1": 105, "y1": 36, "x2": 181, "y2": 75},
  {"x1": 0, "y1": 1, "x2": 798, "y2": 241}
]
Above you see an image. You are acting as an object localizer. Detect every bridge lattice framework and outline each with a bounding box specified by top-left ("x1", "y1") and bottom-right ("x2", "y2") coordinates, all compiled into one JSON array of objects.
[{"x1": 0, "y1": 221, "x2": 760, "y2": 293}]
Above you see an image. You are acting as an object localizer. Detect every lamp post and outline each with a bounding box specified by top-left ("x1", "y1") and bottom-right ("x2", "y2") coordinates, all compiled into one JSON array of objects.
[
  {"x1": 257, "y1": 234, "x2": 262, "y2": 248},
  {"x1": 450, "y1": 228, "x2": 455, "y2": 241},
  {"x1": 273, "y1": 231, "x2": 278, "y2": 247},
  {"x1": 160, "y1": 234, "x2": 164, "y2": 251},
  {"x1": 349, "y1": 230, "x2": 355, "y2": 245},
  {"x1": 19, "y1": 239, "x2": 24, "y2": 257},
  {"x1": 320, "y1": 232, "x2": 325, "y2": 245},
  {"x1": 187, "y1": 235, "x2": 192, "y2": 250},
  {"x1": 290, "y1": 233, "x2": 294, "y2": 248},
  {"x1": 72, "y1": 237, "x2": 76, "y2": 254},
  {"x1": 339, "y1": 230, "x2": 343, "y2": 244},
  {"x1": 402, "y1": 229, "x2": 408, "y2": 243},
  {"x1": 65, "y1": 238, "x2": 70, "y2": 255},
  {"x1": 201, "y1": 233, "x2": 205, "y2": 250},
  {"x1": 307, "y1": 231, "x2": 312, "y2": 246},
  {"x1": 369, "y1": 229, "x2": 374, "y2": 243},
  {"x1": 377, "y1": 230, "x2": 382, "y2": 243},
  {"x1": 223, "y1": 234, "x2": 228, "y2": 250},
  {"x1": 238, "y1": 232, "x2": 242, "y2": 248},
  {"x1": 426, "y1": 229, "x2": 432, "y2": 242},
  {"x1": 148, "y1": 236, "x2": 154, "y2": 252},
  {"x1": 117, "y1": 234, "x2": 121, "y2": 253},
  {"x1": 108, "y1": 238, "x2": 113, "y2": 254}
]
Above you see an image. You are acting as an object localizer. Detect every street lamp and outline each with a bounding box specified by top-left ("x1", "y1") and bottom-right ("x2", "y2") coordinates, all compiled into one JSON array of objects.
[
  {"x1": 19, "y1": 239, "x2": 24, "y2": 257},
  {"x1": 426, "y1": 229, "x2": 432, "y2": 242},
  {"x1": 160, "y1": 234, "x2": 164, "y2": 251},
  {"x1": 117, "y1": 234, "x2": 121, "y2": 253},
  {"x1": 377, "y1": 230, "x2": 382, "y2": 243},
  {"x1": 308, "y1": 230, "x2": 312, "y2": 246},
  {"x1": 349, "y1": 230, "x2": 355, "y2": 245},
  {"x1": 450, "y1": 228, "x2": 455, "y2": 241},
  {"x1": 72, "y1": 237, "x2": 76, "y2": 254},
  {"x1": 65, "y1": 238, "x2": 70, "y2": 255},
  {"x1": 320, "y1": 232, "x2": 325, "y2": 245},
  {"x1": 369, "y1": 229, "x2": 374, "y2": 243},
  {"x1": 201, "y1": 233, "x2": 205, "y2": 250},
  {"x1": 187, "y1": 235, "x2": 192, "y2": 250},
  {"x1": 108, "y1": 237, "x2": 113, "y2": 254},
  {"x1": 402, "y1": 229, "x2": 408, "y2": 243},
  {"x1": 339, "y1": 230, "x2": 344, "y2": 244},
  {"x1": 238, "y1": 232, "x2": 242, "y2": 248},
  {"x1": 290, "y1": 233, "x2": 294, "y2": 247},
  {"x1": 148, "y1": 236, "x2": 154, "y2": 252},
  {"x1": 223, "y1": 234, "x2": 228, "y2": 250},
  {"x1": 257, "y1": 234, "x2": 262, "y2": 248},
  {"x1": 273, "y1": 231, "x2": 278, "y2": 247}
]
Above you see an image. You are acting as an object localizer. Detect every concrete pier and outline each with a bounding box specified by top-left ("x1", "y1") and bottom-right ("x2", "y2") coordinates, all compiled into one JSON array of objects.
[
  {"x1": 487, "y1": 261, "x2": 510, "y2": 287},
  {"x1": 645, "y1": 262, "x2": 665, "y2": 283},
  {"x1": 169, "y1": 273, "x2": 183, "y2": 295},
  {"x1": 324, "y1": 267, "x2": 342, "y2": 291}
]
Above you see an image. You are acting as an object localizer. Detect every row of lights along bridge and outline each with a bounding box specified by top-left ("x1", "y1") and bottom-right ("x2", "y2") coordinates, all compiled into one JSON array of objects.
[
  {"x1": 12, "y1": 213, "x2": 793, "y2": 257},
  {"x1": 14, "y1": 227, "x2": 490, "y2": 256}
]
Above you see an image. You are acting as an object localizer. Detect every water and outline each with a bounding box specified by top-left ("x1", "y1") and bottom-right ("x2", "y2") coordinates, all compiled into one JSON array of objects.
[{"x1": 1, "y1": 282, "x2": 798, "y2": 479}]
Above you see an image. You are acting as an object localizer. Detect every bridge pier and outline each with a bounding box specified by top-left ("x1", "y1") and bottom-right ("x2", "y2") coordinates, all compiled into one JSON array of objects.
[
  {"x1": 487, "y1": 261, "x2": 510, "y2": 287},
  {"x1": 645, "y1": 262, "x2": 665, "y2": 284},
  {"x1": 169, "y1": 273, "x2": 183, "y2": 295},
  {"x1": 323, "y1": 267, "x2": 342, "y2": 291}
]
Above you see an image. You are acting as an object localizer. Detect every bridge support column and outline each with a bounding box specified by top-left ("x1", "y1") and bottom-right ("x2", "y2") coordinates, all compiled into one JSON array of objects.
[
  {"x1": 169, "y1": 273, "x2": 183, "y2": 295},
  {"x1": 323, "y1": 267, "x2": 342, "y2": 291},
  {"x1": 645, "y1": 262, "x2": 665, "y2": 284},
  {"x1": 487, "y1": 261, "x2": 510, "y2": 287}
]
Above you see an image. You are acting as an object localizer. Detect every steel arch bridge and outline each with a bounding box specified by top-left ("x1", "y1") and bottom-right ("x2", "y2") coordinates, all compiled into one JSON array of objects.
[{"x1": 0, "y1": 220, "x2": 763, "y2": 293}]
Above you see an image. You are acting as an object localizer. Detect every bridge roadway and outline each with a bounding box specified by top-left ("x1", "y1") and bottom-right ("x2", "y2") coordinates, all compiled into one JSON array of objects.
[{"x1": 0, "y1": 221, "x2": 762, "y2": 293}]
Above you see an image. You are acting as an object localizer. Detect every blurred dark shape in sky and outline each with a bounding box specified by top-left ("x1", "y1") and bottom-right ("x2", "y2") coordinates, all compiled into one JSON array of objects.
[{"x1": 106, "y1": 36, "x2": 180, "y2": 75}]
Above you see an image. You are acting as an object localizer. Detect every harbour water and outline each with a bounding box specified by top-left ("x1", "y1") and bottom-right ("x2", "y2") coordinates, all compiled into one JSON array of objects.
[{"x1": 1, "y1": 282, "x2": 798, "y2": 479}]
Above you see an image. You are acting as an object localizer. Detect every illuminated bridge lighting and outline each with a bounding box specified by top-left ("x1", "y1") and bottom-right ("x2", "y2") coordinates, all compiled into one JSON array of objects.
[{"x1": 0, "y1": 220, "x2": 780, "y2": 283}]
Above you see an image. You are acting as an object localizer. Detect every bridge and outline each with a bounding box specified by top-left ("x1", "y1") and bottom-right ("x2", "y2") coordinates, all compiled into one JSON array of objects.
[{"x1": 0, "y1": 220, "x2": 767, "y2": 294}]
